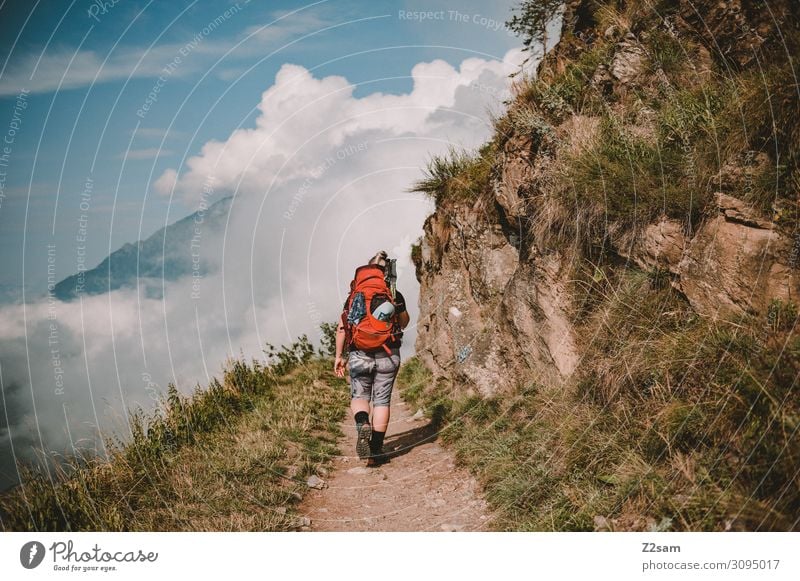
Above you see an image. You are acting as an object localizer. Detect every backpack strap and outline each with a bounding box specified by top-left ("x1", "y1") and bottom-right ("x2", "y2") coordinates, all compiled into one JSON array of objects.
[{"x1": 382, "y1": 326, "x2": 398, "y2": 355}]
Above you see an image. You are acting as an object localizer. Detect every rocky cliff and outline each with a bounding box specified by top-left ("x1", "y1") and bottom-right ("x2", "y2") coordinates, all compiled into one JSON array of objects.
[
  {"x1": 414, "y1": 0, "x2": 798, "y2": 396},
  {"x1": 405, "y1": 0, "x2": 799, "y2": 530}
]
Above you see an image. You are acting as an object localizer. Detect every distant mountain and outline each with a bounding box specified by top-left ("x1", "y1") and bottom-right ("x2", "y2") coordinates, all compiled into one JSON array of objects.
[{"x1": 53, "y1": 196, "x2": 232, "y2": 301}]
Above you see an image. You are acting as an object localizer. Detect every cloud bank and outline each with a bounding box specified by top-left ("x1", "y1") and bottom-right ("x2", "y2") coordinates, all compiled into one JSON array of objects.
[{"x1": 0, "y1": 47, "x2": 527, "y2": 490}]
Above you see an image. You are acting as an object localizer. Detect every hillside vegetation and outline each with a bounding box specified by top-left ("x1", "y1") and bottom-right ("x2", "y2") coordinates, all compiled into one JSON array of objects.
[
  {"x1": 401, "y1": 294, "x2": 798, "y2": 531},
  {"x1": 406, "y1": 0, "x2": 799, "y2": 531},
  {"x1": 1, "y1": 336, "x2": 348, "y2": 531}
]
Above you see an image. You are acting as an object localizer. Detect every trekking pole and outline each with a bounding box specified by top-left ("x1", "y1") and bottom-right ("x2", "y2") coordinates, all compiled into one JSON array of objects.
[{"x1": 385, "y1": 258, "x2": 397, "y2": 299}]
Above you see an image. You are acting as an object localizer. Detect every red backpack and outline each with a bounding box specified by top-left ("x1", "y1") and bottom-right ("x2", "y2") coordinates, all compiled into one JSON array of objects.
[{"x1": 342, "y1": 264, "x2": 397, "y2": 354}]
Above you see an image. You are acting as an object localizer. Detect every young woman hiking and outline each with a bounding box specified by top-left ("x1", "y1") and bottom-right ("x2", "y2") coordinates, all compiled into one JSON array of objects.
[{"x1": 334, "y1": 251, "x2": 410, "y2": 466}]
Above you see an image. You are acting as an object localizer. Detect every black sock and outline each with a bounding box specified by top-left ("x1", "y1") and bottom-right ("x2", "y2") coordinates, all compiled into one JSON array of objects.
[
  {"x1": 370, "y1": 430, "x2": 385, "y2": 454},
  {"x1": 354, "y1": 411, "x2": 369, "y2": 428}
]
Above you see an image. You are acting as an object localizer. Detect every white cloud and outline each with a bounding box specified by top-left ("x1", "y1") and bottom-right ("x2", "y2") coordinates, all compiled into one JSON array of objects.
[
  {"x1": 162, "y1": 48, "x2": 526, "y2": 203},
  {"x1": 0, "y1": 45, "x2": 182, "y2": 96},
  {"x1": 154, "y1": 168, "x2": 178, "y2": 195},
  {"x1": 0, "y1": 6, "x2": 336, "y2": 96},
  {"x1": 118, "y1": 148, "x2": 175, "y2": 160},
  {"x1": 132, "y1": 127, "x2": 187, "y2": 140},
  {"x1": 0, "y1": 47, "x2": 527, "y2": 489}
]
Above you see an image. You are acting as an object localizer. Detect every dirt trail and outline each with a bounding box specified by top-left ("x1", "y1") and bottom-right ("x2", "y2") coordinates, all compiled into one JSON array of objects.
[{"x1": 300, "y1": 390, "x2": 492, "y2": 531}]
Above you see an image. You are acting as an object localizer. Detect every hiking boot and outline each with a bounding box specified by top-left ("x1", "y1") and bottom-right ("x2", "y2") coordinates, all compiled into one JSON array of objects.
[
  {"x1": 366, "y1": 442, "x2": 389, "y2": 467},
  {"x1": 356, "y1": 422, "x2": 372, "y2": 460},
  {"x1": 366, "y1": 453, "x2": 390, "y2": 467}
]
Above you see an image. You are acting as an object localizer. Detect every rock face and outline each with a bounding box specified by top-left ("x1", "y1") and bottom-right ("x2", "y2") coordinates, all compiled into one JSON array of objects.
[
  {"x1": 415, "y1": 156, "x2": 582, "y2": 396},
  {"x1": 677, "y1": 0, "x2": 795, "y2": 69},
  {"x1": 624, "y1": 219, "x2": 687, "y2": 272},
  {"x1": 609, "y1": 33, "x2": 646, "y2": 87},
  {"x1": 615, "y1": 193, "x2": 799, "y2": 317},
  {"x1": 677, "y1": 194, "x2": 798, "y2": 317},
  {"x1": 416, "y1": 192, "x2": 798, "y2": 397},
  {"x1": 413, "y1": 0, "x2": 798, "y2": 396},
  {"x1": 492, "y1": 135, "x2": 533, "y2": 222},
  {"x1": 415, "y1": 199, "x2": 530, "y2": 395}
]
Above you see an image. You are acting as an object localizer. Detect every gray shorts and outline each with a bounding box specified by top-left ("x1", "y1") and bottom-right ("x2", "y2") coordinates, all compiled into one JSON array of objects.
[{"x1": 348, "y1": 347, "x2": 401, "y2": 407}]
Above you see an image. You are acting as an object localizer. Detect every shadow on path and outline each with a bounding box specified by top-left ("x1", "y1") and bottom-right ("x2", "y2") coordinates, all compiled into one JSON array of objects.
[{"x1": 383, "y1": 408, "x2": 445, "y2": 460}]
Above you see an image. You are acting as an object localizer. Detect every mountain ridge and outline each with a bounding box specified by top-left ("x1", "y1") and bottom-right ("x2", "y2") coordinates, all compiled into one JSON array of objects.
[{"x1": 53, "y1": 196, "x2": 233, "y2": 301}]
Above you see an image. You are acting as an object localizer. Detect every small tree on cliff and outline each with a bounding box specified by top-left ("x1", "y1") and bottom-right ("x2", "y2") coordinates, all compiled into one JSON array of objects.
[{"x1": 506, "y1": 0, "x2": 563, "y2": 60}]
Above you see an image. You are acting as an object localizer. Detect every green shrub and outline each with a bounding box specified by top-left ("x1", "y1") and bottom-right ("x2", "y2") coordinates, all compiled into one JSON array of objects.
[
  {"x1": 522, "y1": 41, "x2": 613, "y2": 120},
  {"x1": 264, "y1": 334, "x2": 315, "y2": 376},
  {"x1": 563, "y1": 114, "x2": 705, "y2": 229},
  {"x1": 396, "y1": 356, "x2": 431, "y2": 408},
  {"x1": 645, "y1": 29, "x2": 688, "y2": 76},
  {"x1": 318, "y1": 322, "x2": 338, "y2": 357},
  {"x1": 767, "y1": 299, "x2": 798, "y2": 333},
  {"x1": 506, "y1": 0, "x2": 563, "y2": 56},
  {"x1": 410, "y1": 144, "x2": 495, "y2": 206},
  {"x1": 410, "y1": 238, "x2": 423, "y2": 270}
]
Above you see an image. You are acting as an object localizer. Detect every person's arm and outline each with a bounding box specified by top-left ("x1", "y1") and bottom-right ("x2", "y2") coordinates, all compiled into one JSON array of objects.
[
  {"x1": 334, "y1": 316, "x2": 347, "y2": 377},
  {"x1": 397, "y1": 310, "x2": 410, "y2": 329},
  {"x1": 395, "y1": 291, "x2": 410, "y2": 329}
]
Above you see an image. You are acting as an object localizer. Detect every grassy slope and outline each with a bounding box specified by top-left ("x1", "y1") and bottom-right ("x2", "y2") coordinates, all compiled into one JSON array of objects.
[
  {"x1": 0, "y1": 342, "x2": 348, "y2": 532},
  {"x1": 400, "y1": 287, "x2": 799, "y2": 531}
]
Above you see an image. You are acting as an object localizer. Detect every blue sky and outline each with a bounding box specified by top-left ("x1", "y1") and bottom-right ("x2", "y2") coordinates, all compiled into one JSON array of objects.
[{"x1": 0, "y1": 0, "x2": 521, "y2": 296}]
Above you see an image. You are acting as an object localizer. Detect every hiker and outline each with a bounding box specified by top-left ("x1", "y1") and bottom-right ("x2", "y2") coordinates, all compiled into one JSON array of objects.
[{"x1": 334, "y1": 250, "x2": 410, "y2": 466}]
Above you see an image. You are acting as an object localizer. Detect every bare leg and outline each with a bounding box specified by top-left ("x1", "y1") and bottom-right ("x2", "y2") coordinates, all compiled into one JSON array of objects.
[
  {"x1": 351, "y1": 399, "x2": 370, "y2": 420},
  {"x1": 371, "y1": 405, "x2": 390, "y2": 433}
]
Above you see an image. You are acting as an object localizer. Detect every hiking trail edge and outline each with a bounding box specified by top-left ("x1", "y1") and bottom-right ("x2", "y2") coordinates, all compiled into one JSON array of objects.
[{"x1": 300, "y1": 390, "x2": 492, "y2": 531}]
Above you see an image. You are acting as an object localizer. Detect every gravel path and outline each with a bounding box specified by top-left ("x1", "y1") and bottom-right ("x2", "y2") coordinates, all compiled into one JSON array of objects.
[{"x1": 300, "y1": 390, "x2": 491, "y2": 531}]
